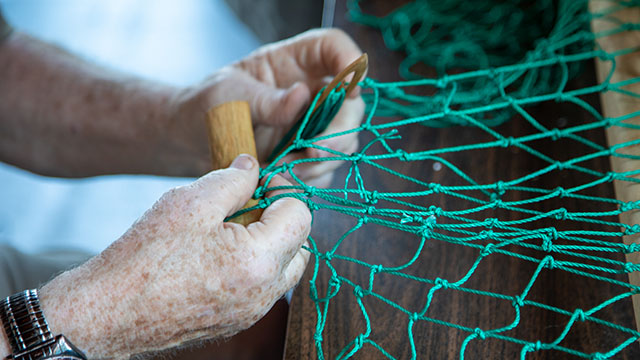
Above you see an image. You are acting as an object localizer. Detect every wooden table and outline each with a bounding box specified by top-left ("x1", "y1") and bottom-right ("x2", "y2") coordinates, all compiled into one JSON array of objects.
[{"x1": 284, "y1": 1, "x2": 640, "y2": 358}]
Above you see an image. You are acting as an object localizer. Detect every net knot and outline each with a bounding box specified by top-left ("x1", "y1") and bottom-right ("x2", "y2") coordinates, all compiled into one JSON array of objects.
[
  {"x1": 435, "y1": 277, "x2": 450, "y2": 289},
  {"x1": 355, "y1": 334, "x2": 366, "y2": 348},
  {"x1": 491, "y1": 199, "x2": 503, "y2": 209},
  {"x1": 554, "y1": 208, "x2": 568, "y2": 220},
  {"x1": 365, "y1": 205, "x2": 376, "y2": 215},
  {"x1": 428, "y1": 183, "x2": 443, "y2": 193},
  {"x1": 550, "y1": 128, "x2": 564, "y2": 141},
  {"x1": 314, "y1": 333, "x2": 323, "y2": 343},
  {"x1": 590, "y1": 353, "x2": 606, "y2": 360},
  {"x1": 362, "y1": 77, "x2": 376, "y2": 87},
  {"x1": 353, "y1": 285, "x2": 367, "y2": 298},
  {"x1": 329, "y1": 276, "x2": 341, "y2": 289},
  {"x1": 542, "y1": 237, "x2": 554, "y2": 252},
  {"x1": 605, "y1": 117, "x2": 619, "y2": 127},
  {"x1": 623, "y1": 262, "x2": 640, "y2": 273},
  {"x1": 574, "y1": 309, "x2": 586, "y2": 322},
  {"x1": 254, "y1": 186, "x2": 265, "y2": 199},
  {"x1": 352, "y1": 152, "x2": 365, "y2": 163},
  {"x1": 480, "y1": 243, "x2": 495, "y2": 257},
  {"x1": 606, "y1": 171, "x2": 622, "y2": 182},
  {"x1": 555, "y1": 161, "x2": 566, "y2": 171},
  {"x1": 494, "y1": 181, "x2": 506, "y2": 195},
  {"x1": 293, "y1": 139, "x2": 305, "y2": 149},
  {"x1": 428, "y1": 205, "x2": 443, "y2": 217},
  {"x1": 372, "y1": 264, "x2": 384, "y2": 274},
  {"x1": 395, "y1": 149, "x2": 411, "y2": 161},
  {"x1": 533, "y1": 341, "x2": 543, "y2": 351},
  {"x1": 543, "y1": 255, "x2": 556, "y2": 269},
  {"x1": 473, "y1": 328, "x2": 487, "y2": 340},
  {"x1": 485, "y1": 217, "x2": 499, "y2": 229},
  {"x1": 625, "y1": 243, "x2": 640, "y2": 254},
  {"x1": 365, "y1": 190, "x2": 379, "y2": 204},
  {"x1": 480, "y1": 230, "x2": 494, "y2": 240},
  {"x1": 410, "y1": 312, "x2": 420, "y2": 322},
  {"x1": 435, "y1": 75, "x2": 449, "y2": 89},
  {"x1": 512, "y1": 295, "x2": 525, "y2": 308},
  {"x1": 547, "y1": 227, "x2": 559, "y2": 240},
  {"x1": 323, "y1": 252, "x2": 334, "y2": 261},
  {"x1": 306, "y1": 200, "x2": 320, "y2": 212},
  {"x1": 306, "y1": 187, "x2": 317, "y2": 197},
  {"x1": 597, "y1": 50, "x2": 614, "y2": 62},
  {"x1": 280, "y1": 162, "x2": 294, "y2": 172},
  {"x1": 625, "y1": 224, "x2": 640, "y2": 235},
  {"x1": 621, "y1": 200, "x2": 640, "y2": 212},
  {"x1": 500, "y1": 137, "x2": 515, "y2": 148},
  {"x1": 555, "y1": 187, "x2": 568, "y2": 198}
]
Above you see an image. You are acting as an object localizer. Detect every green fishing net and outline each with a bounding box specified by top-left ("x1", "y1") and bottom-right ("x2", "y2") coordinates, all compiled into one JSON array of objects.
[{"x1": 242, "y1": 0, "x2": 640, "y2": 358}]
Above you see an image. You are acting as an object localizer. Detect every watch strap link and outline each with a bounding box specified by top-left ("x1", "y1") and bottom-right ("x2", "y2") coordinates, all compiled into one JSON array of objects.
[{"x1": 0, "y1": 289, "x2": 55, "y2": 360}]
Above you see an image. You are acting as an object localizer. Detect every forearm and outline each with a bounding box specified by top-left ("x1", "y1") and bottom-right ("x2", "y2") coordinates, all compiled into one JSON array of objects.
[{"x1": 0, "y1": 31, "x2": 193, "y2": 177}]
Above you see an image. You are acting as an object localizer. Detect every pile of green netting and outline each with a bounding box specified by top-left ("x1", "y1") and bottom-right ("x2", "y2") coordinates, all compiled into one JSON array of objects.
[{"x1": 244, "y1": 0, "x2": 640, "y2": 358}]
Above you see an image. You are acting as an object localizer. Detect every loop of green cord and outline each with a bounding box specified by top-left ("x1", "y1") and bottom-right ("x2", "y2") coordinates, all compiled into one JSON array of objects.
[{"x1": 233, "y1": 0, "x2": 640, "y2": 358}]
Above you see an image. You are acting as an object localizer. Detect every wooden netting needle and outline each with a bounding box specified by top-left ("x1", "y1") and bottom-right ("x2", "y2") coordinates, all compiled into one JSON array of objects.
[{"x1": 206, "y1": 101, "x2": 262, "y2": 225}]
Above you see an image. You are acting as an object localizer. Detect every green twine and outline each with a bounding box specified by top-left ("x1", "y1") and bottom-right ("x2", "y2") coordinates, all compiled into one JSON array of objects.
[
  {"x1": 229, "y1": 0, "x2": 640, "y2": 358},
  {"x1": 266, "y1": 85, "x2": 346, "y2": 162}
]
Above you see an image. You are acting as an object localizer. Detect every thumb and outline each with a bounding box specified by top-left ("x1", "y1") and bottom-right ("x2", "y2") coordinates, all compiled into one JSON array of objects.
[
  {"x1": 187, "y1": 154, "x2": 259, "y2": 223},
  {"x1": 249, "y1": 80, "x2": 311, "y2": 126}
]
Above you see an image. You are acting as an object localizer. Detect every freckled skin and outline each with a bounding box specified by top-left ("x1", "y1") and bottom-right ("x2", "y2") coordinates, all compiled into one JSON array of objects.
[
  {"x1": 0, "y1": 26, "x2": 365, "y2": 359},
  {"x1": 37, "y1": 157, "x2": 311, "y2": 359}
]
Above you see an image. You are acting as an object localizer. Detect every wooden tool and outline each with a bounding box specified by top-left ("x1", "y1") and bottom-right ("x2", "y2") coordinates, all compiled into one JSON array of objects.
[
  {"x1": 312, "y1": 53, "x2": 368, "y2": 115},
  {"x1": 590, "y1": 0, "x2": 640, "y2": 334},
  {"x1": 206, "y1": 101, "x2": 262, "y2": 225}
]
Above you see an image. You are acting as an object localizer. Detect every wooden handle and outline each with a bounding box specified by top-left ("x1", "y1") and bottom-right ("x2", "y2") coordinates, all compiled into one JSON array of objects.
[
  {"x1": 206, "y1": 101, "x2": 263, "y2": 225},
  {"x1": 590, "y1": 0, "x2": 640, "y2": 333}
]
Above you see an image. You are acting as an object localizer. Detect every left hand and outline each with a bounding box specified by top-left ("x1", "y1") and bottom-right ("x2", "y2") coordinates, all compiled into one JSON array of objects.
[{"x1": 169, "y1": 28, "x2": 365, "y2": 187}]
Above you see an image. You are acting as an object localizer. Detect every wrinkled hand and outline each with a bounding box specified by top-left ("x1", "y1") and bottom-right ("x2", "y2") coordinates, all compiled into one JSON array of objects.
[
  {"x1": 171, "y1": 29, "x2": 365, "y2": 186},
  {"x1": 39, "y1": 155, "x2": 310, "y2": 359}
]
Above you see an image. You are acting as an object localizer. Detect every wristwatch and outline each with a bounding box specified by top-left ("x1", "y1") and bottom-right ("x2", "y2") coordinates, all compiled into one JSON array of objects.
[{"x1": 0, "y1": 290, "x2": 87, "y2": 360}]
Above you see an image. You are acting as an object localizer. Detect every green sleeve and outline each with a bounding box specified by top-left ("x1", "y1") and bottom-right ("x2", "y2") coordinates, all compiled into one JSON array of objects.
[{"x1": 0, "y1": 8, "x2": 13, "y2": 43}]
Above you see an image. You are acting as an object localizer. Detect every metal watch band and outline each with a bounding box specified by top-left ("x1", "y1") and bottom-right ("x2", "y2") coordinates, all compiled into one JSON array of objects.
[
  {"x1": 0, "y1": 290, "x2": 53, "y2": 356},
  {"x1": 0, "y1": 290, "x2": 87, "y2": 360}
]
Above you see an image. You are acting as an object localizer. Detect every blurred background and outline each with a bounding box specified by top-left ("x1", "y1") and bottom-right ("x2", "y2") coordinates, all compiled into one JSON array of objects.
[{"x1": 0, "y1": 0, "x2": 322, "y2": 255}]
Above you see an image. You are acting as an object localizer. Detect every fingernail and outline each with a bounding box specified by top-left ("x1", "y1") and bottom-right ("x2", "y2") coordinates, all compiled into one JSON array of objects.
[{"x1": 230, "y1": 154, "x2": 255, "y2": 170}]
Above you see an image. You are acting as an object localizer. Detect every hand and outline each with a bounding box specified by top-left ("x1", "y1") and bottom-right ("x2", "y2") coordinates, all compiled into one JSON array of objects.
[
  {"x1": 38, "y1": 155, "x2": 311, "y2": 359},
  {"x1": 170, "y1": 28, "x2": 365, "y2": 186}
]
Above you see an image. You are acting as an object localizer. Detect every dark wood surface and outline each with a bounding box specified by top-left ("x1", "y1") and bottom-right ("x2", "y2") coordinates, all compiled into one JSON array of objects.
[{"x1": 285, "y1": 1, "x2": 640, "y2": 359}]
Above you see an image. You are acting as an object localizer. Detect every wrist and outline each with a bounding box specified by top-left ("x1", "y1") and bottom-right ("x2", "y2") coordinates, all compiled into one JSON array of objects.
[
  {"x1": 0, "y1": 322, "x2": 9, "y2": 358},
  {"x1": 38, "y1": 263, "x2": 121, "y2": 359}
]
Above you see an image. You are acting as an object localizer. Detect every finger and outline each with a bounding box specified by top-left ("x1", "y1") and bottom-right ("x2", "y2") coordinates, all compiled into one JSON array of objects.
[
  {"x1": 187, "y1": 154, "x2": 259, "y2": 223},
  {"x1": 261, "y1": 173, "x2": 302, "y2": 198},
  {"x1": 285, "y1": 29, "x2": 363, "y2": 82},
  {"x1": 220, "y1": 72, "x2": 311, "y2": 127},
  {"x1": 279, "y1": 245, "x2": 311, "y2": 294},
  {"x1": 248, "y1": 186, "x2": 311, "y2": 266}
]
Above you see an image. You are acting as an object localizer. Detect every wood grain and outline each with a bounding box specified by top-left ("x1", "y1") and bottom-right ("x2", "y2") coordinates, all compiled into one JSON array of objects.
[
  {"x1": 206, "y1": 101, "x2": 262, "y2": 225},
  {"x1": 285, "y1": 1, "x2": 640, "y2": 358},
  {"x1": 591, "y1": 0, "x2": 640, "y2": 334}
]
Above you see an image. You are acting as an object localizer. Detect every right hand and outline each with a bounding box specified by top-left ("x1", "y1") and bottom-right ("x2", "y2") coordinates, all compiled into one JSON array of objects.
[{"x1": 38, "y1": 154, "x2": 311, "y2": 359}]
